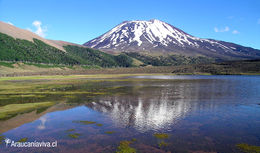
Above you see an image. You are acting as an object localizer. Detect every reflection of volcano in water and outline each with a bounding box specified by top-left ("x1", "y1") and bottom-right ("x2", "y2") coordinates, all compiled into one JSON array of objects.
[
  {"x1": 85, "y1": 83, "x2": 198, "y2": 132},
  {"x1": 85, "y1": 79, "x2": 238, "y2": 132}
]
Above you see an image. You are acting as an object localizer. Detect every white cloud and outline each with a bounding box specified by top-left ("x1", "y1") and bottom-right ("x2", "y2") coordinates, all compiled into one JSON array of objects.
[
  {"x1": 31, "y1": 20, "x2": 47, "y2": 37},
  {"x1": 232, "y1": 30, "x2": 240, "y2": 34},
  {"x1": 6, "y1": 21, "x2": 13, "y2": 25},
  {"x1": 232, "y1": 30, "x2": 239, "y2": 34},
  {"x1": 214, "y1": 26, "x2": 230, "y2": 33}
]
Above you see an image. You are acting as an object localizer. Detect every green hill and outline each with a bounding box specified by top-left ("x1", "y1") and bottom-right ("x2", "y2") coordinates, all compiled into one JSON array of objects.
[
  {"x1": 0, "y1": 33, "x2": 79, "y2": 65},
  {"x1": 64, "y1": 45, "x2": 133, "y2": 67},
  {"x1": 0, "y1": 32, "x2": 133, "y2": 67}
]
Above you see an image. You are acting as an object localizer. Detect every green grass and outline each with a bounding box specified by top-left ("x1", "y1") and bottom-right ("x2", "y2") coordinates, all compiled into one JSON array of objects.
[
  {"x1": 73, "y1": 120, "x2": 96, "y2": 125},
  {"x1": 18, "y1": 138, "x2": 28, "y2": 142},
  {"x1": 9, "y1": 94, "x2": 45, "y2": 98},
  {"x1": 237, "y1": 144, "x2": 260, "y2": 153},
  {"x1": 0, "y1": 135, "x2": 4, "y2": 144},
  {"x1": 131, "y1": 138, "x2": 137, "y2": 142},
  {"x1": 104, "y1": 131, "x2": 115, "y2": 134},
  {"x1": 96, "y1": 124, "x2": 103, "y2": 127},
  {"x1": 153, "y1": 133, "x2": 169, "y2": 139},
  {"x1": 68, "y1": 133, "x2": 81, "y2": 139},
  {"x1": 158, "y1": 141, "x2": 169, "y2": 148},
  {"x1": 0, "y1": 102, "x2": 55, "y2": 120},
  {"x1": 24, "y1": 63, "x2": 69, "y2": 69},
  {"x1": 63, "y1": 95, "x2": 77, "y2": 98},
  {"x1": 66, "y1": 129, "x2": 75, "y2": 132},
  {"x1": 0, "y1": 75, "x2": 87, "y2": 81},
  {"x1": 0, "y1": 61, "x2": 14, "y2": 68},
  {"x1": 81, "y1": 65, "x2": 101, "y2": 69},
  {"x1": 116, "y1": 140, "x2": 136, "y2": 153},
  {"x1": 0, "y1": 73, "x2": 176, "y2": 81}
]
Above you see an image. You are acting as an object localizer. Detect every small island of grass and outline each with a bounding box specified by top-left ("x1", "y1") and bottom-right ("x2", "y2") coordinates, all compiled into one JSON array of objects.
[
  {"x1": 236, "y1": 143, "x2": 260, "y2": 153},
  {"x1": 153, "y1": 133, "x2": 169, "y2": 139},
  {"x1": 66, "y1": 129, "x2": 75, "y2": 132},
  {"x1": 116, "y1": 140, "x2": 136, "y2": 153},
  {"x1": 68, "y1": 133, "x2": 81, "y2": 139},
  {"x1": 73, "y1": 120, "x2": 96, "y2": 125},
  {"x1": 105, "y1": 131, "x2": 115, "y2": 134},
  {"x1": 18, "y1": 137, "x2": 28, "y2": 142},
  {"x1": 96, "y1": 123, "x2": 103, "y2": 127}
]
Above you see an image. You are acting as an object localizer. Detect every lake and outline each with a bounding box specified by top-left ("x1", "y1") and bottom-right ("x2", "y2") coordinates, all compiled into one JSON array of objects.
[{"x1": 0, "y1": 75, "x2": 260, "y2": 153}]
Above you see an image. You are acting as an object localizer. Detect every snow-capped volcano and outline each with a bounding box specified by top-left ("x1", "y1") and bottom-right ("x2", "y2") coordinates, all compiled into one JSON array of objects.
[
  {"x1": 84, "y1": 19, "x2": 260, "y2": 59},
  {"x1": 85, "y1": 19, "x2": 198, "y2": 49}
]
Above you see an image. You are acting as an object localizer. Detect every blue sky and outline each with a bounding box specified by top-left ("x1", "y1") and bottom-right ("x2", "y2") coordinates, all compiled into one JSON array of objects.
[{"x1": 0, "y1": 0, "x2": 260, "y2": 49}]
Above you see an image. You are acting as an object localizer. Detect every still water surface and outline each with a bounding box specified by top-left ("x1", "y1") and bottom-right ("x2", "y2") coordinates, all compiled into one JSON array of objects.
[{"x1": 0, "y1": 75, "x2": 260, "y2": 153}]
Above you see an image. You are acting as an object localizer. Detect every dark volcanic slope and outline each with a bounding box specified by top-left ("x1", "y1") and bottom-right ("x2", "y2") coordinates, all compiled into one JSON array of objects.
[{"x1": 84, "y1": 19, "x2": 260, "y2": 60}]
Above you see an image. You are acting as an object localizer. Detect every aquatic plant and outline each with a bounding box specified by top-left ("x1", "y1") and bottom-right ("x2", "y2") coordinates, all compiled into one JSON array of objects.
[
  {"x1": 153, "y1": 133, "x2": 169, "y2": 139},
  {"x1": 0, "y1": 135, "x2": 5, "y2": 144},
  {"x1": 236, "y1": 143, "x2": 260, "y2": 153},
  {"x1": 158, "y1": 141, "x2": 169, "y2": 148},
  {"x1": 96, "y1": 124, "x2": 103, "y2": 127},
  {"x1": 116, "y1": 140, "x2": 136, "y2": 153},
  {"x1": 68, "y1": 133, "x2": 81, "y2": 139},
  {"x1": 105, "y1": 131, "x2": 115, "y2": 134},
  {"x1": 66, "y1": 129, "x2": 75, "y2": 132},
  {"x1": 131, "y1": 138, "x2": 137, "y2": 142},
  {"x1": 73, "y1": 120, "x2": 96, "y2": 125},
  {"x1": 18, "y1": 138, "x2": 28, "y2": 142}
]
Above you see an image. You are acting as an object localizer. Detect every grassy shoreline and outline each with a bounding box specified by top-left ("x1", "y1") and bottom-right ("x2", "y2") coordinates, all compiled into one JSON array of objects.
[
  {"x1": 0, "y1": 73, "x2": 172, "y2": 81},
  {"x1": 1, "y1": 60, "x2": 260, "y2": 77},
  {"x1": 0, "y1": 72, "x2": 260, "y2": 81},
  {"x1": 0, "y1": 102, "x2": 55, "y2": 120}
]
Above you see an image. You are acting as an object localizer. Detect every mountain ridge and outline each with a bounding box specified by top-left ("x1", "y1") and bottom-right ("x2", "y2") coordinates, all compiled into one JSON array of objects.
[
  {"x1": 84, "y1": 19, "x2": 260, "y2": 60},
  {"x1": 0, "y1": 21, "x2": 66, "y2": 52}
]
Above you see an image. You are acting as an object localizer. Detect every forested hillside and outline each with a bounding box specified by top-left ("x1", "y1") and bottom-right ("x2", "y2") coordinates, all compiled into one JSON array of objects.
[
  {"x1": 0, "y1": 32, "x2": 133, "y2": 67},
  {"x1": 64, "y1": 45, "x2": 133, "y2": 67},
  {"x1": 0, "y1": 33, "x2": 79, "y2": 65}
]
